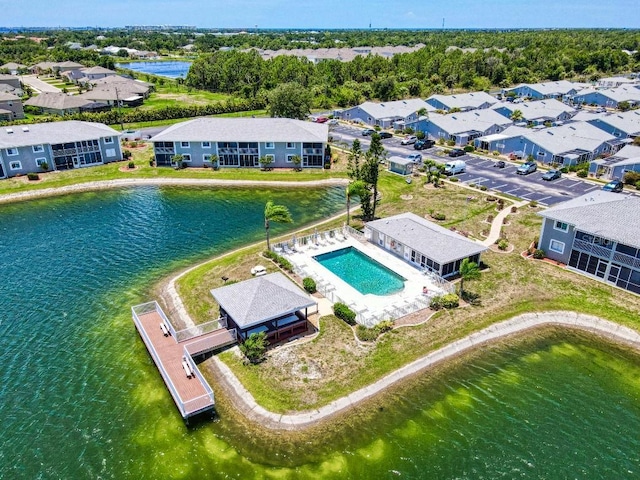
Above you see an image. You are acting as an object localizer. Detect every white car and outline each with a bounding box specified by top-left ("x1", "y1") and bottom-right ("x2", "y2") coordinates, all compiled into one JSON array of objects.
[
  {"x1": 401, "y1": 135, "x2": 418, "y2": 145},
  {"x1": 406, "y1": 153, "x2": 423, "y2": 163},
  {"x1": 328, "y1": 119, "x2": 339, "y2": 125}
]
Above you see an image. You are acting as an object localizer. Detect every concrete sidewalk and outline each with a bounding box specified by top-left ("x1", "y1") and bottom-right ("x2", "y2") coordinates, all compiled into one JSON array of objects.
[{"x1": 481, "y1": 200, "x2": 529, "y2": 247}]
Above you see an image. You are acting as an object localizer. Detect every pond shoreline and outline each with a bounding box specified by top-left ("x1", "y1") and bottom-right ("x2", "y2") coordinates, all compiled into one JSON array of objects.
[{"x1": 0, "y1": 177, "x2": 349, "y2": 205}]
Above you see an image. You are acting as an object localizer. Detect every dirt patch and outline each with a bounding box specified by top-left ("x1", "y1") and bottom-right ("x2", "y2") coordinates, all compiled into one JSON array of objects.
[
  {"x1": 118, "y1": 166, "x2": 138, "y2": 172},
  {"x1": 400, "y1": 194, "x2": 413, "y2": 200}
]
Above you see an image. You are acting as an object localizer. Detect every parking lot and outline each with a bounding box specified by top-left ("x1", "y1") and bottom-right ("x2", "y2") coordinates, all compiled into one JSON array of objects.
[{"x1": 330, "y1": 123, "x2": 603, "y2": 206}]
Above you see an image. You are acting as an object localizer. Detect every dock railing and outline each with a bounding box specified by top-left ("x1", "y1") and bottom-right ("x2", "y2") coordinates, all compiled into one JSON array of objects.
[
  {"x1": 132, "y1": 301, "x2": 178, "y2": 338},
  {"x1": 174, "y1": 317, "x2": 228, "y2": 343},
  {"x1": 182, "y1": 347, "x2": 215, "y2": 415},
  {"x1": 131, "y1": 304, "x2": 188, "y2": 417}
]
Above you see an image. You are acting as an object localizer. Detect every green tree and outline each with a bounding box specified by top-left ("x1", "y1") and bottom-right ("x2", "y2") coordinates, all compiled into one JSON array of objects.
[
  {"x1": 239, "y1": 332, "x2": 268, "y2": 363},
  {"x1": 510, "y1": 109, "x2": 524, "y2": 122},
  {"x1": 291, "y1": 154, "x2": 302, "y2": 171},
  {"x1": 259, "y1": 155, "x2": 274, "y2": 170},
  {"x1": 267, "y1": 82, "x2": 312, "y2": 119},
  {"x1": 458, "y1": 258, "x2": 481, "y2": 298},
  {"x1": 264, "y1": 200, "x2": 293, "y2": 251},
  {"x1": 361, "y1": 133, "x2": 386, "y2": 220},
  {"x1": 346, "y1": 180, "x2": 366, "y2": 226},
  {"x1": 347, "y1": 138, "x2": 363, "y2": 180}
]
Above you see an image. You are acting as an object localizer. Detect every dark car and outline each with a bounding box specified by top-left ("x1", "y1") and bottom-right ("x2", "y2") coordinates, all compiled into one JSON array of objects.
[
  {"x1": 362, "y1": 128, "x2": 376, "y2": 136},
  {"x1": 542, "y1": 169, "x2": 562, "y2": 181},
  {"x1": 414, "y1": 139, "x2": 435, "y2": 150},
  {"x1": 493, "y1": 160, "x2": 506, "y2": 168},
  {"x1": 602, "y1": 180, "x2": 623, "y2": 193},
  {"x1": 448, "y1": 148, "x2": 466, "y2": 157},
  {"x1": 378, "y1": 131, "x2": 393, "y2": 139}
]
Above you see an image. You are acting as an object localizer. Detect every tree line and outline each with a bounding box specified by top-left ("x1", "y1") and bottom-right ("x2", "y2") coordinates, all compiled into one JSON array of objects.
[{"x1": 185, "y1": 30, "x2": 640, "y2": 108}]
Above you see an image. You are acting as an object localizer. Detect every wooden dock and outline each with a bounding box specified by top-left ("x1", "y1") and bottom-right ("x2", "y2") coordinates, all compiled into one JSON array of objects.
[{"x1": 131, "y1": 302, "x2": 237, "y2": 420}]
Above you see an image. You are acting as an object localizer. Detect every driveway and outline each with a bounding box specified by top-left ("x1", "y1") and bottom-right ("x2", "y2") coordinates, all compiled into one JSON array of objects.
[{"x1": 20, "y1": 75, "x2": 61, "y2": 93}]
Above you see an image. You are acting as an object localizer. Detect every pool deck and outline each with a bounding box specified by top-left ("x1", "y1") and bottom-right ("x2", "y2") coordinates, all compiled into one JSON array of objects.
[{"x1": 282, "y1": 232, "x2": 452, "y2": 326}]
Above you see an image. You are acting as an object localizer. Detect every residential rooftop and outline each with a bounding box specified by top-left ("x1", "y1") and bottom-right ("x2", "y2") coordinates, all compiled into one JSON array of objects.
[
  {"x1": 150, "y1": 117, "x2": 329, "y2": 143},
  {"x1": 366, "y1": 212, "x2": 487, "y2": 265},
  {"x1": 0, "y1": 120, "x2": 119, "y2": 148},
  {"x1": 539, "y1": 191, "x2": 640, "y2": 248}
]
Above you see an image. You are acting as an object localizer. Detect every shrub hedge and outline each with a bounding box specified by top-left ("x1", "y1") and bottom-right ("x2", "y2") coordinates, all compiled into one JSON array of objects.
[
  {"x1": 333, "y1": 302, "x2": 356, "y2": 325},
  {"x1": 302, "y1": 277, "x2": 317, "y2": 294}
]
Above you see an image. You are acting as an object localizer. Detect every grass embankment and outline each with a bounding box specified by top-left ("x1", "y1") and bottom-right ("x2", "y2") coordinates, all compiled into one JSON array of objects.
[{"x1": 176, "y1": 176, "x2": 640, "y2": 414}]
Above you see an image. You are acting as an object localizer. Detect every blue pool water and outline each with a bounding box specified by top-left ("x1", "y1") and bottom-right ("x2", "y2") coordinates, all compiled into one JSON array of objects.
[
  {"x1": 116, "y1": 60, "x2": 192, "y2": 78},
  {"x1": 314, "y1": 246, "x2": 405, "y2": 295}
]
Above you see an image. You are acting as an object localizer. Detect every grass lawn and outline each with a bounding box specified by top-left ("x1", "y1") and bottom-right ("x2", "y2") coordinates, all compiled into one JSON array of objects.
[
  {"x1": 138, "y1": 83, "x2": 232, "y2": 110},
  {"x1": 175, "y1": 177, "x2": 640, "y2": 413},
  {"x1": 0, "y1": 142, "x2": 348, "y2": 197}
]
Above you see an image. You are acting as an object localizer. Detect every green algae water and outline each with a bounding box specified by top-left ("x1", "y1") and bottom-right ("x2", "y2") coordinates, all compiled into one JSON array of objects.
[{"x1": 1, "y1": 186, "x2": 640, "y2": 479}]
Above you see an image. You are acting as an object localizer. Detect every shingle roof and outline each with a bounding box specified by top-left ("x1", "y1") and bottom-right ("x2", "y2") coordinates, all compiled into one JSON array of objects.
[
  {"x1": 539, "y1": 191, "x2": 640, "y2": 248},
  {"x1": 366, "y1": 212, "x2": 487, "y2": 265},
  {"x1": 428, "y1": 109, "x2": 512, "y2": 135},
  {"x1": 355, "y1": 99, "x2": 434, "y2": 120},
  {"x1": 493, "y1": 99, "x2": 576, "y2": 121},
  {"x1": 523, "y1": 121, "x2": 615, "y2": 155},
  {"x1": 389, "y1": 155, "x2": 413, "y2": 166},
  {"x1": 151, "y1": 117, "x2": 328, "y2": 143},
  {"x1": 510, "y1": 80, "x2": 580, "y2": 96},
  {"x1": 588, "y1": 110, "x2": 640, "y2": 136},
  {"x1": 574, "y1": 86, "x2": 640, "y2": 103},
  {"x1": 210, "y1": 272, "x2": 316, "y2": 329},
  {"x1": 427, "y1": 91, "x2": 498, "y2": 110},
  {"x1": 24, "y1": 92, "x2": 94, "y2": 111},
  {"x1": 0, "y1": 92, "x2": 20, "y2": 102},
  {"x1": 0, "y1": 120, "x2": 119, "y2": 148},
  {"x1": 81, "y1": 66, "x2": 116, "y2": 75}
]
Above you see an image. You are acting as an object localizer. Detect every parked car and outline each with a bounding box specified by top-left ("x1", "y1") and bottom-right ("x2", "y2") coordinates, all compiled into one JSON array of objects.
[
  {"x1": 444, "y1": 160, "x2": 466, "y2": 175},
  {"x1": 493, "y1": 160, "x2": 506, "y2": 168},
  {"x1": 362, "y1": 128, "x2": 376, "y2": 136},
  {"x1": 406, "y1": 153, "x2": 423, "y2": 163},
  {"x1": 516, "y1": 162, "x2": 537, "y2": 175},
  {"x1": 315, "y1": 116, "x2": 328, "y2": 123},
  {"x1": 448, "y1": 149, "x2": 466, "y2": 157},
  {"x1": 328, "y1": 119, "x2": 339, "y2": 125},
  {"x1": 602, "y1": 180, "x2": 623, "y2": 193},
  {"x1": 414, "y1": 139, "x2": 435, "y2": 150},
  {"x1": 401, "y1": 135, "x2": 418, "y2": 145},
  {"x1": 378, "y1": 131, "x2": 393, "y2": 139},
  {"x1": 542, "y1": 169, "x2": 562, "y2": 181}
]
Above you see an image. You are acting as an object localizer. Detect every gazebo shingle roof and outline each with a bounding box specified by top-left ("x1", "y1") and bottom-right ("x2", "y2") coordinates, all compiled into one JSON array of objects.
[{"x1": 210, "y1": 272, "x2": 316, "y2": 330}]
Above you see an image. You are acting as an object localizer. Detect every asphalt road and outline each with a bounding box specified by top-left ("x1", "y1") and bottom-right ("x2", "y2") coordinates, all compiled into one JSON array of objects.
[{"x1": 330, "y1": 123, "x2": 602, "y2": 206}]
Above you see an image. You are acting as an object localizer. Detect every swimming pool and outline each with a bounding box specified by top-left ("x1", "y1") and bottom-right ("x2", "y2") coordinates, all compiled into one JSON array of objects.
[{"x1": 313, "y1": 246, "x2": 405, "y2": 295}]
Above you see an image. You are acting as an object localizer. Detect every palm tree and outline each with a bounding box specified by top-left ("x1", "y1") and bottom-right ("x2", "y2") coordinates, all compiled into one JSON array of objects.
[
  {"x1": 346, "y1": 180, "x2": 366, "y2": 226},
  {"x1": 264, "y1": 200, "x2": 293, "y2": 251},
  {"x1": 510, "y1": 109, "x2": 524, "y2": 122},
  {"x1": 458, "y1": 258, "x2": 481, "y2": 298}
]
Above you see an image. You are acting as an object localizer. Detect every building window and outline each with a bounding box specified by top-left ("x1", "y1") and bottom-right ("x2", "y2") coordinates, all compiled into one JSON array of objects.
[
  {"x1": 9, "y1": 161, "x2": 22, "y2": 170},
  {"x1": 264, "y1": 154, "x2": 274, "y2": 164},
  {"x1": 35, "y1": 157, "x2": 47, "y2": 167},
  {"x1": 180, "y1": 141, "x2": 190, "y2": 148},
  {"x1": 202, "y1": 141, "x2": 211, "y2": 148},
  {"x1": 286, "y1": 154, "x2": 294, "y2": 163},
  {"x1": 554, "y1": 221, "x2": 569, "y2": 232},
  {"x1": 265, "y1": 142, "x2": 275, "y2": 149},
  {"x1": 181, "y1": 154, "x2": 191, "y2": 162},
  {"x1": 104, "y1": 137, "x2": 114, "y2": 144},
  {"x1": 6, "y1": 148, "x2": 18, "y2": 156},
  {"x1": 286, "y1": 142, "x2": 295, "y2": 149},
  {"x1": 32, "y1": 144, "x2": 44, "y2": 153},
  {"x1": 549, "y1": 239, "x2": 565, "y2": 254}
]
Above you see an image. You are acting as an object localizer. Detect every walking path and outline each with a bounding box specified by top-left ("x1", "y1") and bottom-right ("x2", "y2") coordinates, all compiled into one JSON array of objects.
[
  {"x1": 481, "y1": 199, "x2": 529, "y2": 246},
  {"x1": 0, "y1": 177, "x2": 349, "y2": 204},
  {"x1": 210, "y1": 311, "x2": 640, "y2": 430}
]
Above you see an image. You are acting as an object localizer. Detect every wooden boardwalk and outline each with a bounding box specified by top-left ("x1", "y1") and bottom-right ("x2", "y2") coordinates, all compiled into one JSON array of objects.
[{"x1": 132, "y1": 303, "x2": 237, "y2": 420}]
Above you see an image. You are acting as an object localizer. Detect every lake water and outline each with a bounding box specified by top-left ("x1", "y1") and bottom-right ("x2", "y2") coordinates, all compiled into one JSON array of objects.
[
  {"x1": 1, "y1": 185, "x2": 640, "y2": 479},
  {"x1": 117, "y1": 60, "x2": 192, "y2": 78}
]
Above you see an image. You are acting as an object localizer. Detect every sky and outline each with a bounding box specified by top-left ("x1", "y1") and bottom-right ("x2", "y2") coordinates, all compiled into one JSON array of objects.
[{"x1": 1, "y1": 0, "x2": 639, "y2": 29}]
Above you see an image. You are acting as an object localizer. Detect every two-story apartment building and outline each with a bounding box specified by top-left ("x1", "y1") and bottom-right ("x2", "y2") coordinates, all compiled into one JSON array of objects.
[
  {"x1": 0, "y1": 121, "x2": 122, "y2": 178},
  {"x1": 0, "y1": 92, "x2": 24, "y2": 120},
  {"x1": 150, "y1": 118, "x2": 329, "y2": 169},
  {"x1": 538, "y1": 192, "x2": 640, "y2": 295}
]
